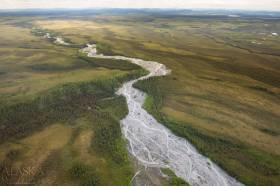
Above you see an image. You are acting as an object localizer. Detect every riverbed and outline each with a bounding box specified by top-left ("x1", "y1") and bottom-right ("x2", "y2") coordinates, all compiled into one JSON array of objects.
[{"x1": 80, "y1": 44, "x2": 243, "y2": 186}]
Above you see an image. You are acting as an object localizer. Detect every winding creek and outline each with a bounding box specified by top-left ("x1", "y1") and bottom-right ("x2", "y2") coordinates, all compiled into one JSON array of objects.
[
  {"x1": 80, "y1": 44, "x2": 244, "y2": 186},
  {"x1": 44, "y1": 33, "x2": 70, "y2": 45}
]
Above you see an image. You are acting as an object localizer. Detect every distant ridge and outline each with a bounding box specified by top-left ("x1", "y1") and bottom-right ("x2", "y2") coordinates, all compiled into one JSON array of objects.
[{"x1": 0, "y1": 8, "x2": 280, "y2": 19}]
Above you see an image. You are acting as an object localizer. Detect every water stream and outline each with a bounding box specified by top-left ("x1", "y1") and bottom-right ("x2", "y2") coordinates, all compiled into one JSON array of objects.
[{"x1": 80, "y1": 44, "x2": 243, "y2": 186}]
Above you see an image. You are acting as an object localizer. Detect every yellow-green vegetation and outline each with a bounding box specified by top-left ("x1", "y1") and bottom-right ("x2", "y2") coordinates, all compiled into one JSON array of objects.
[
  {"x1": 0, "y1": 22, "x2": 123, "y2": 105},
  {"x1": 0, "y1": 97, "x2": 134, "y2": 185},
  {"x1": 1, "y1": 12, "x2": 280, "y2": 186},
  {"x1": 162, "y1": 168, "x2": 190, "y2": 186},
  {"x1": 34, "y1": 14, "x2": 280, "y2": 185},
  {"x1": 0, "y1": 17, "x2": 147, "y2": 185}
]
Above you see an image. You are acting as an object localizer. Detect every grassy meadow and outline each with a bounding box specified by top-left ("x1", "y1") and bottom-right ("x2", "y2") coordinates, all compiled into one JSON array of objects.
[
  {"x1": 0, "y1": 11, "x2": 280, "y2": 186},
  {"x1": 0, "y1": 17, "x2": 147, "y2": 185},
  {"x1": 34, "y1": 14, "x2": 280, "y2": 185}
]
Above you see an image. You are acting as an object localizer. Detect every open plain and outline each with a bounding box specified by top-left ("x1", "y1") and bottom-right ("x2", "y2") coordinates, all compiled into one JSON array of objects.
[{"x1": 0, "y1": 10, "x2": 279, "y2": 186}]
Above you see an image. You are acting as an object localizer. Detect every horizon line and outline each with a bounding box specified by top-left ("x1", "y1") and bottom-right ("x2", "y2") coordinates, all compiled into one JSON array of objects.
[{"x1": 0, "y1": 7, "x2": 280, "y2": 12}]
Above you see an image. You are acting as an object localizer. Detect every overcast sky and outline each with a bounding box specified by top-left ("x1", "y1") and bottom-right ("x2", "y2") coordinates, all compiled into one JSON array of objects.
[{"x1": 1, "y1": 0, "x2": 280, "y2": 11}]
